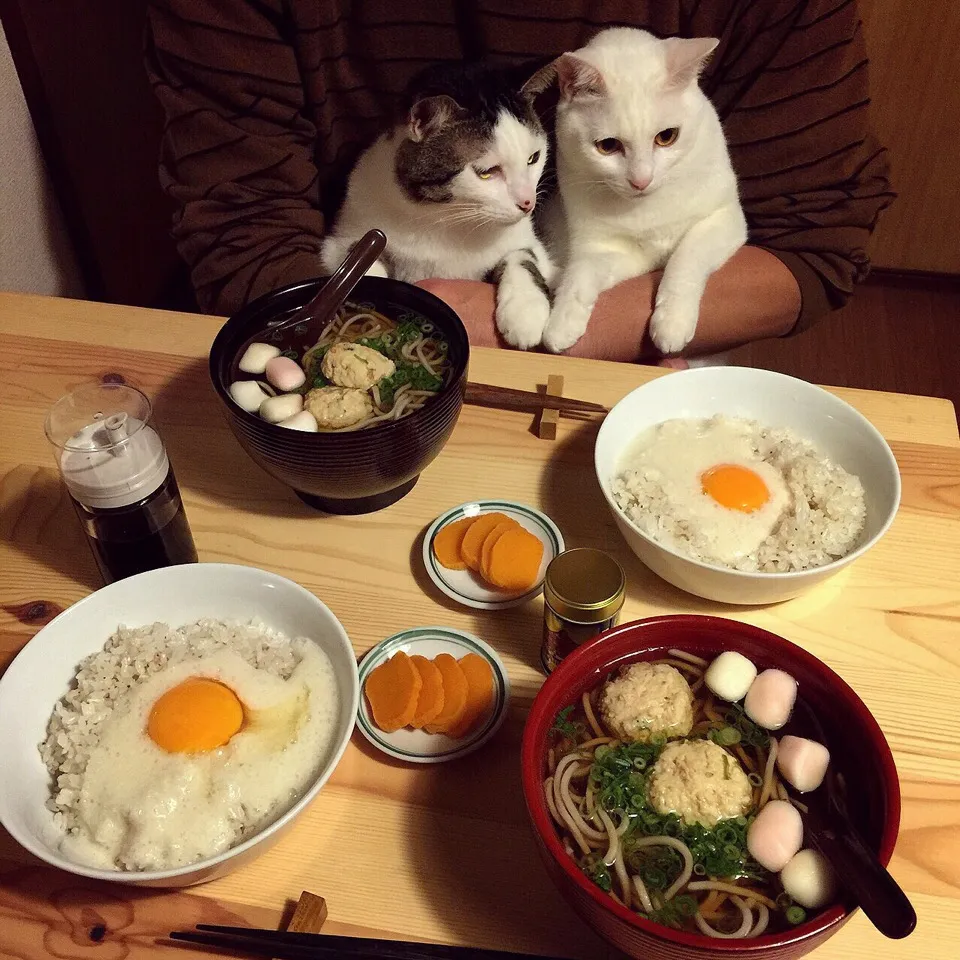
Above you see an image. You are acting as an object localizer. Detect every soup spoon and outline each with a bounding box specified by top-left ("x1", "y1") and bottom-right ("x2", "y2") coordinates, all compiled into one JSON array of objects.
[
  {"x1": 230, "y1": 229, "x2": 387, "y2": 380},
  {"x1": 795, "y1": 700, "x2": 917, "y2": 939}
]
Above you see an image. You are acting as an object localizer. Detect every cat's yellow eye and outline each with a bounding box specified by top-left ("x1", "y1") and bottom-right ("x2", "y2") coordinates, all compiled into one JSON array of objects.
[
  {"x1": 654, "y1": 127, "x2": 680, "y2": 147},
  {"x1": 527, "y1": 151, "x2": 541, "y2": 165},
  {"x1": 595, "y1": 138, "x2": 623, "y2": 156},
  {"x1": 476, "y1": 165, "x2": 500, "y2": 180}
]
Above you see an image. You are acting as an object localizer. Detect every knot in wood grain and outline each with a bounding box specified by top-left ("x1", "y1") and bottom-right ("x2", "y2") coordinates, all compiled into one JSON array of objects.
[
  {"x1": 101, "y1": 372, "x2": 127, "y2": 385},
  {"x1": 2, "y1": 600, "x2": 64, "y2": 625}
]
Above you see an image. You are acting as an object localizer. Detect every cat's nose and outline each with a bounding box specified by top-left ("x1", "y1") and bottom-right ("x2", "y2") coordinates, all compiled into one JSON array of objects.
[
  {"x1": 628, "y1": 176, "x2": 652, "y2": 192},
  {"x1": 516, "y1": 198, "x2": 534, "y2": 213}
]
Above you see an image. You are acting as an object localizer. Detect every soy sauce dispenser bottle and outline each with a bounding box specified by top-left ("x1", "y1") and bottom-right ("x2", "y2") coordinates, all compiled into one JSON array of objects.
[{"x1": 45, "y1": 383, "x2": 198, "y2": 585}]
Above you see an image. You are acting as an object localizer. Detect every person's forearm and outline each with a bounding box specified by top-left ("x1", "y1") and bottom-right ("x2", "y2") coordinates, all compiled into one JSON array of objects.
[
  {"x1": 417, "y1": 245, "x2": 802, "y2": 360},
  {"x1": 565, "y1": 246, "x2": 802, "y2": 362}
]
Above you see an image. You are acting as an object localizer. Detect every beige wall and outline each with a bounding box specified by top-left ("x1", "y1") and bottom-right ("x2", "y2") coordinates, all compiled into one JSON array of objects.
[{"x1": 0, "y1": 21, "x2": 84, "y2": 298}]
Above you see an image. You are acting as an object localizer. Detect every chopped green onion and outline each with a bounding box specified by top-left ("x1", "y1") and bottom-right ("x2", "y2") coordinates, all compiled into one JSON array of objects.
[
  {"x1": 785, "y1": 905, "x2": 807, "y2": 925},
  {"x1": 715, "y1": 825, "x2": 738, "y2": 845},
  {"x1": 714, "y1": 726, "x2": 742, "y2": 746},
  {"x1": 675, "y1": 895, "x2": 698, "y2": 917},
  {"x1": 643, "y1": 867, "x2": 667, "y2": 889}
]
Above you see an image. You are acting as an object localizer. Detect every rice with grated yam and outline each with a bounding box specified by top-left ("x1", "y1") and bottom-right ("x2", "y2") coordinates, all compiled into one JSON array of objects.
[
  {"x1": 612, "y1": 418, "x2": 866, "y2": 573},
  {"x1": 40, "y1": 619, "x2": 300, "y2": 831}
]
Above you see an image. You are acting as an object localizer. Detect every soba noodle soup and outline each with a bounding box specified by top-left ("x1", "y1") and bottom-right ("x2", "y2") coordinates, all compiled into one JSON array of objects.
[
  {"x1": 546, "y1": 651, "x2": 821, "y2": 939},
  {"x1": 229, "y1": 301, "x2": 453, "y2": 432},
  {"x1": 300, "y1": 302, "x2": 451, "y2": 431}
]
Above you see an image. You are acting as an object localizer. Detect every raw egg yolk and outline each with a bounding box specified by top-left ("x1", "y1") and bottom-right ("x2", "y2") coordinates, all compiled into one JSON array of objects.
[
  {"x1": 701, "y1": 464, "x2": 770, "y2": 513},
  {"x1": 147, "y1": 678, "x2": 244, "y2": 753}
]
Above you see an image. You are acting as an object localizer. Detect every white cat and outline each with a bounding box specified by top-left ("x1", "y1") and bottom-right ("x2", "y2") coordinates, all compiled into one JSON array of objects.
[
  {"x1": 539, "y1": 28, "x2": 746, "y2": 355},
  {"x1": 322, "y1": 63, "x2": 554, "y2": 349}
]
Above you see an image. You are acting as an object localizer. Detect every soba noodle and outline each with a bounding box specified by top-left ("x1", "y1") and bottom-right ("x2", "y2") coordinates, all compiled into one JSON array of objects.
[
  {"x1": 545, "y1": 655, "x2": 813, "y2": 939},
  {"x1": 300, "y1": 301, "x2": 451, "y2": 431}
]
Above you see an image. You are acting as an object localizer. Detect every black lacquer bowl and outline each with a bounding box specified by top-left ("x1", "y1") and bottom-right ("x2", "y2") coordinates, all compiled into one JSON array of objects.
[{"x1": 209, "y1": 276, "x2": 469, "y2": 514}]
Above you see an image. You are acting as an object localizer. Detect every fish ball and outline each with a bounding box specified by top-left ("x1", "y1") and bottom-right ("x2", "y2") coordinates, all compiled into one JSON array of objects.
[
  {"x1": 747, "y1": 799, "x2": 803, "y2": 872},
  {"x1": 705, "y1": 651, "x2": 757, "y2": 703},
  {"x1": 260, "y1": 393, "x2": 304, "y2": 424},
  {"x1": 744, "y1": 668, "x2": 797, "y2": 730},
  {"x1": 229, "y1": 380, "x2": 269, "y2": 413},
  {"x1": 265, "y1": 356, "x2": 306, "y2": 392},
  {"x1": 777, "y1": 736, "x2": 830, "y2": 793},
  {"x1": 781, "y1": 849, "x2": 838, "y2": 910},
  {"x1": 238, "y1": 342, "x2": 281, "y2": 374},
  {"x1": 277, "y1": 410, "x2": 319, "y2": 432}
]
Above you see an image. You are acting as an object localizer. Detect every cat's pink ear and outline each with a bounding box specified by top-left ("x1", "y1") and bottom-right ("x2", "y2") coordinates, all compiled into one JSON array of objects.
[
  {"x1": 408, "y1": 95, "x2": 465, "y2": 142},
  {"x1": 663, "y1": 37, "x2": 719, "y2": 88},
  {"x1": 555, "y1": 54, "x2": 606, "y2": 100}
]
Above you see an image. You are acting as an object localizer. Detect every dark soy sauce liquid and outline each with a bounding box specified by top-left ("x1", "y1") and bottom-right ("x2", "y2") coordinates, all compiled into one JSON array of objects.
[{"x1": 70, "y1": 471, "x2": 198, "y2": 584}]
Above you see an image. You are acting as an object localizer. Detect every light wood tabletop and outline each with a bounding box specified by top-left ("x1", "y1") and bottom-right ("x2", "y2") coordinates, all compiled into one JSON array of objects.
[{"x1": 1, "y1": 291, "x2": 958, "y2": 959}]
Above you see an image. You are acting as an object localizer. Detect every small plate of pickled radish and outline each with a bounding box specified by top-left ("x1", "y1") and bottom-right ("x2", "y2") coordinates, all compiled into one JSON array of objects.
[
  {"x1": 423, "y1": 500, "x2": 564, "y2": 610},
  {"x1": 357, "y1": 627, "x2": 510, "y2": 763}
]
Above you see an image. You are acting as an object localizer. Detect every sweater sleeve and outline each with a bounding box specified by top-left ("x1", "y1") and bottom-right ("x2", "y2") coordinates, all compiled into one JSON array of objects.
[
  {"x1": 710, "y1": 0, "x2": 894, "y2": 331},
  {"x1": 145, "y1": 0, "x2": 326, "y2": 315}
]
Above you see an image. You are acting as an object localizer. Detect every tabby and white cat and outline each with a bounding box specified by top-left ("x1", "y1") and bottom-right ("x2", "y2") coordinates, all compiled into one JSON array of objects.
[
  {"x1": 321, "y1": 63, "x2": 554, "y2": 349},
  {"x1": 539, "y1": 28, "x2": 747, "y2": 355}
]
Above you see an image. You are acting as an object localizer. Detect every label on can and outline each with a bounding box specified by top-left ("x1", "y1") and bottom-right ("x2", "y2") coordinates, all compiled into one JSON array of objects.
[{"x1": 541, "y1": 607, "x2": 620, "y2": 674}]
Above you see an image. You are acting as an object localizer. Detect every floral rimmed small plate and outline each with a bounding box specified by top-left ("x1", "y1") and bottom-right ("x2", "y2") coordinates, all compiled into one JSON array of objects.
[
  {"x1": 357, "y1": 627, "x2": 510, "y2": 763},
  {"x1": 422, "y1": 500, "x2": 564, "y2": 610}
]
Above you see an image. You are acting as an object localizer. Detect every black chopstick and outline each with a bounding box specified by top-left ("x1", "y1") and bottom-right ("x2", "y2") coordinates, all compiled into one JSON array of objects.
[{"x1": 169, "y1": 925, "x2": 574, "y2": 960}]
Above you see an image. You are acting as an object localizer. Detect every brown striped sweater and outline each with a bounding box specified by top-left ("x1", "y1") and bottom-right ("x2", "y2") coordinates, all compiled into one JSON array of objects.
[{"x1": 145, "y1": 0, "x2": 892, "y2": 330}]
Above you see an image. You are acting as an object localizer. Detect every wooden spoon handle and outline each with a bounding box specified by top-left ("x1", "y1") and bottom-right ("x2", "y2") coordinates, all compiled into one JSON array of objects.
[{"x1": 293, "y1": 229, "x2": 387, "y2": 330}]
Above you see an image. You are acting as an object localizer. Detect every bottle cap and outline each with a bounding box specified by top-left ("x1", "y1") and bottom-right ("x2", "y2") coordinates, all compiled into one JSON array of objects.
[
  {"x1": 543, "y1": 548, "x2": 626, "y2": 624},
  {"x1": 45, "y1": 384, "x2": 170, "y2": 509}
]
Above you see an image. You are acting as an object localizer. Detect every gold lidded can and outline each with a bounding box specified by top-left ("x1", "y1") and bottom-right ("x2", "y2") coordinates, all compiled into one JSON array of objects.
[{"x1": 541, "y1": 548, "x2": 626, "y2": 674}]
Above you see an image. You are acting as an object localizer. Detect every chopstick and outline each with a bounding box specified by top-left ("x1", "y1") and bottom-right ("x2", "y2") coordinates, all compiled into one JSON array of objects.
[
  {"x1": 168, "y1": 925, "x2": 573, "y2": 960},
  {"x1": 464, "y1": 381, "x2": 607, "y2": 417}
]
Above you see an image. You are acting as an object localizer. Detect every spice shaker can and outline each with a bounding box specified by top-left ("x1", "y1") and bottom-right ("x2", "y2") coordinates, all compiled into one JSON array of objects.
[
  {"x1": 45, "y1": 383, "x2": 198, "y2": 585},
  {"x1": 541, "y1": 548, "x2": 626, "y2": 674}
]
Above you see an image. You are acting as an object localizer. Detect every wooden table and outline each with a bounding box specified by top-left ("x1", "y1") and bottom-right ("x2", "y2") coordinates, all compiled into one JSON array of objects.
[{"x1": 1, "y1": 291, "x2": 958, "y2": 959}]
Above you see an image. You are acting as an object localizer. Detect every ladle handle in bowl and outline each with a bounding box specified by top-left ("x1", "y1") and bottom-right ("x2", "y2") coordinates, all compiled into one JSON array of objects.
[
  {"x1": 806, "y1": 808, "x2": 917, "y2": 939},
  {"x1": 287, "y1": 229, "x2": 387, "y2": 333}
]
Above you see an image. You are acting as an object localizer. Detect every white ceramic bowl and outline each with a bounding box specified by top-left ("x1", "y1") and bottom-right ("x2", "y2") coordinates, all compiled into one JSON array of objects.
[
  {"x1": 0, "y1": 563, "x2": 359, "y2": 887},
  {"x1": 595, "y1": 368, "x2": 901, "y2": 604}
]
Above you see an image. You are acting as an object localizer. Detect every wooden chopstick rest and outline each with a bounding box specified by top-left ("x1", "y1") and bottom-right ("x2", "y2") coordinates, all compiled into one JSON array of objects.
[
  {"x1": 286, "y1": 891, "x2": 329, "y2": 933},
  {"x1": 537, "y1": 375, "x2": 564, "y2": 440},
  {"x1": 272, "y1": 891, "x2": 327, "y2": 957}
]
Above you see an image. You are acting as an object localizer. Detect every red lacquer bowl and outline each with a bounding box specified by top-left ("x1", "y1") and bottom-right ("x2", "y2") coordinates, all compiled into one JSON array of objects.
[{"x1": 520, "y1": 615, "x2": 901, "y2": 960}]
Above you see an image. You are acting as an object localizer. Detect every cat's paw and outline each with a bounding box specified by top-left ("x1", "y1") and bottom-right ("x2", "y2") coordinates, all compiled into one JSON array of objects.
[
  {"x1": 542, "y1": 306, "x2": 589, "y2": 354},
  {"x1": 496, "y1": 274, "x2": 550, "y2": 350},
  {"x1": 649, "y1": 296, "x2": 699, "y2": 355},
  {"x1": 365, "y1": 259, "x2": 389, "y2": 278}
]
